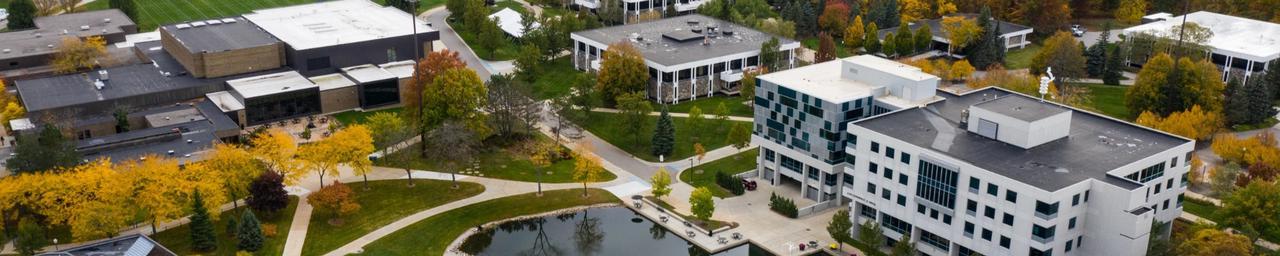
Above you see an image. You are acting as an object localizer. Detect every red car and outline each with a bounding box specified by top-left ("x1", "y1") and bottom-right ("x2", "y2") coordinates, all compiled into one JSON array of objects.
[{"x1": 741, "y1": 179, "x2": 758, "y2": 191}]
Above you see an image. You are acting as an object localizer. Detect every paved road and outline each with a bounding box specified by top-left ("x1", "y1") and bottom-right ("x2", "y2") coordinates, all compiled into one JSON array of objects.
[
  {"x1": 421, "y1": 8, "x2": 493, "y2": 81},
  {"x1": 1077, "y1": 29, "x2": 1123, "y2": 48}
]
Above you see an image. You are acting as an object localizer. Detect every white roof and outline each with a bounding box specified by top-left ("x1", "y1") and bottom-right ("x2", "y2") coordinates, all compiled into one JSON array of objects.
[
  {"x1": 1123, "y1": 11, "x2": 1280, "y2": 61},
  {"x1": 1143, "y1": 12, "x2": 1173, "y2": 20},
  {"x1": 242, "y1": 0, "x2": 435, "y2": 50},
  {"x1": 758, "y1": 58, "x2": 877, "y2": 104},
  {"x1": 308, "y1": 73, "x2": 357, "y2": 91},
  {"x1": 205, "y1": 91, "x2": 245, "y2": 112},
  {"x1": 378, "y1": 60, "x2": 416, "y2": 79},
  {"x1": 226, "y1": 71, "x2": 317, "y2": 99},
  {"x1": 9, "y1": 118, "x2": 34, "y2": 131},
  {"x1": 340, "y1": 64, "x2": 397, "y2": 83},
  {"x1": 488, "y1": 8, "x2": 539, "y2": 38}
]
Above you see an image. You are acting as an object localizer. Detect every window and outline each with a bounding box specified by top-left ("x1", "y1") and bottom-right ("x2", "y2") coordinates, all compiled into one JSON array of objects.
[
  {"x1": 964, "y1": 222, "x2": 975, "y2": 235},
  {"x1": 969, "y1": 177, "x2": 980, "y2": 191},
  {"x1": 765, "y1": 149, "x2": 775, "y2": 162},
  {"x1": 967, "y1": 200, "x2": 978, "y2": 213},
  {"x1": 1155, "y1": 183, "x2": 1162, "y2": 194},
  {"x1": 918, "y1": 204, "x2": 927, "y2": 214},
  {"x1": 1033, "y1": 225, "x2": 1057, "y2": 242},
  {"x1": 984, "y1": 206, "x2": 996, "y2": 218},
  {"x1": 1072, "y1": 194, "x2": 1080, "y2": 206},
  {"x1": 807, "y1": 167, "x2": 820, "y2": 180},
  {"x1": 982, "y1": 229, "x2": 993, "y2": 241},
  {"x1": 844, "y1": 173, "x2": 856, "y2": 186},
  {"x1": 1066, "y1": 240, "x2": 1074, "y2": 252},
  {"x1": 867, "y1": 183, "x2": 878, "y2": 194},
  {"x1": 943, "y1": 214, "x2": 952, "y2": 224},
  {"x1": 901, "y1": 153, "x2": 911, "y2": 164},
  {"x1": 885, "y1": 147, "x2": 895, "y2": 158},
  {"x1": 1162, "y1": 199, "x2": 1170, "y2": 210},
  {"x1": 898, "y1": 174, "x2": 908, "y2": 185},
  {"x1": 869, "y1": 162, "x2": 879, "y2": 174},
  {"x1": 825, "y1": 172, "x2": 838, "y2": 186},
  {"x1": 306, "y1": 57, "x2": 331, "y2": 71},
  {"x1": 1069, "y1": 217, "x2": 1077, "y2": 229},
  {"x1": 882, "y1": 189, "x2": 891, "y2": 200},
  {"x1": 860, "y1": 205, "x2": 878, "y2": 219},
  {"x1": 1029, "y1": 248, "x2": 1052, "y2": 256},
  {"x1": 1036, "y1": 201, "x2": 1059, "y2": 219},
  {"x1": 883, "y1": 168, "x2": 894, "y2": 179},
  {"x1": 1084, "y1": 190, "x2": 1090, "y2": 202},
  {"x1": 1077, "y1": 236, "x2": 1083, "y2": 248},
  {"x1": 987, "y1": 184, "x2": 999, "y2": 196},
  {"x1": 1006, "y1": 191, "x2": 1019, "y2": 203},
  {"x1": 880, "y1": 213, "x2": 913, "y2": 234},
  {"x1": 386, "y1": 48, "x2": 397, "y2": 62},
  {"x1": 1126, "y1": 163, "x2": 1166, "y2": 183},
  {"x1": 919, "y1": 230, "x2": 951, "y2": 250},
  {"x1": 1000, "y1": 236, "x2": 1011, "y2": 248},
  {"x1": 916, "y1": 160, "x2": 959, "y2": 208},
  {"x1": 1003, "y1": 213, "x2": 1015, "y2": 226},
  {"x1": 871, "y1": 142, "x2": 880, "y2": 153},
  {"x1": 1171, "y1": 156, "x2": 1178, "y2": 168},
  {"x1": 929, "y1": 209, "x2": 939, "y2": 219},
  {"x1": 897, "y1": 195, "x2": 906, "y2": 206}
]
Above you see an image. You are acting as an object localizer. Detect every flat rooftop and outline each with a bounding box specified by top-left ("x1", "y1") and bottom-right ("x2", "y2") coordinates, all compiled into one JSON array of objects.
[
  {"x1": 242, "y1": 0, "x2": 435, "y2": 51},
  {"x1": 378, "y1": 60, "x2": 416, "y2": 79},
  {"x1": 756, "y1": 55, "x2": 935, "y2": 105},
  {"x1": 227, "y1": 71, "x2": 317, "y2": 99},
  {"x1": 206, "y1": 91, "x2": 244, "y2": 112},
  {"x1": 852, "y1": 87, "x2": 1191, "y2": 191},
  {"x1": 341, "y1": 64, "x2": 397, "y2": 84},
  {"x1": 1123, "y1": 11, "x2": 1280, "y2": 61},
  {"x1": 160, "y1": 16, "x2": 280, "y2": 53},
  {"x1": 309, "y1": 73, "x2": 357, "y2": 91},
  {"x1": 76, "y1": 100, "x2": 237, "y2": 164},
  {"x1": 0, "y1": 9, "x2": 134, "y2": 59},
  {"x1": 571, "y1": 14, "x2": 799, "y2": 67},
  {"x1": 972, "y1": 95, "x2": 1070, "y2": 122}
]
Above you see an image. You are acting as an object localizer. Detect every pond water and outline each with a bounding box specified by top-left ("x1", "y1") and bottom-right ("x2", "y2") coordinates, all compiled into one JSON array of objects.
[{"x1": 459, "y1": 207, "x2": 775, "y2": 256}]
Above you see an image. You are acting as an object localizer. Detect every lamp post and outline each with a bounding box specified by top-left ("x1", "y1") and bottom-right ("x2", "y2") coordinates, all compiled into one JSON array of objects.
[{"x1": 408, "y1": 0, "x2": 421, "y2": 61}]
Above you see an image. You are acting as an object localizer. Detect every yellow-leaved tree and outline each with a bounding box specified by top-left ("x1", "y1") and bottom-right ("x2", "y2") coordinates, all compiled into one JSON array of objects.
[
  {"x1": 333, "y1": 125, "x2": 375, "y2": 188},
  {"x1": 122, "y1": 155, "x2": 194, "y2": 234},
  {"x1": 200, "y1": 143, "x2": 262, "y2": 211},
  {"x1": 1134, "y1": 105, "x2": 1223, "y2": 141},
  {"x1": 62, "y1": 161, "x2": 131, "y2": 240},
  {"x1": 51, "y1": 36, "x2": 109, "y2": 74},
  {"x1": 573, "y1": 142, "x2": 606, "y2": 197},
  {"x1": 251, "y1": 129, "x2": 306, "y2": 185},
  {"x1": 0, "y1": 79, "x2": 25, "y2": 129}
]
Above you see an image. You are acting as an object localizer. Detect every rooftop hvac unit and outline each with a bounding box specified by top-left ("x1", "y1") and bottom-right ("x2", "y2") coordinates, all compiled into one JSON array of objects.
[
  {"x1": 2, "y1": 49, "x2": 9, "y2": 53},
  {"x1": 104, "y1": 18, "x2": 111, "y2": 23},
  {"x1": 98, "y1": 70, "x2": 110, "y2": 80},
  {"x1": 176, "y1": 24, "x2": 191, "y2": 29},
  {"x1": 80, "y1": 25, "x2": 90, "y2": 31},
  {"x1": 221, "y1": 18, "x2": 237, "y2": 23},
  {"x1": 93, "y1": 79, "x2": 105, "y2": 90}
]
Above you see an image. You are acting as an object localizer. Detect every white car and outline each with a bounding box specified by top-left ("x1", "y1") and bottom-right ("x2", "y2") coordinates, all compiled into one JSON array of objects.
[
  {"x1": 0, "y1": 9, "x2": 9, "y2": 22},
  {"x1": 1070, "y1": 24, "x2": 1085, "y2": 37}
]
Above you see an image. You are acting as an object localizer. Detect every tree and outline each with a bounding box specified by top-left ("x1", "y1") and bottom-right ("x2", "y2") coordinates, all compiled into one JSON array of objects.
[
  {"x1": 365, "y1": 112, "x2": 415, "y2": 185},
  {"x1": 913, "y1": 23, "x2": 932, "y2": 53},
  {"x1": 818, "y1": 3, "x2": 851, "y2": 37},
  {"x1": 425, "y1": 121, "x2": 480, "y2": 188},
  {"x1": 865, "y1": 0, "x2": 900, "y2": 28},
  {"x1": 250, "y1": 129, "x2": 305, "y2": 185},
  {"x1": 572, "y1": 146, "x2": 606, "y2": 197},
  {"x1": 1103, "y1": 44, "x2": 1125, "y2": 85},
  {"x1": 596, "y1": 42, "x2": 648, "y2": 105},
  {"x1": 950, "y1": 60, "x2": 975, "y2": 82},
  {"x1": 967, "y1": 7, "x2": 1005, "y2": 69},
  {"x1": 124, "y1": 156, "x2": 193, "y2": 234},
  {"x1": 7, "y1": 125, "x2": 80, "y2": 174},
  {"x1": 816, "y1": 33, "x2": 837, "y2": 62},
  {"x1": 616, "y1": 92, "x2": 654, "y2": 145},
  {"x1": 881, "y1": 32, "x2": 896, "y2": 57},
  {"x1": 689, "y1": 186, "x2": 715, "y2": 221},
  {"x1": 894, "y1": 23, "x2": 914, "y2": 57},
  {"x1": 1134, "y1": 105, "x2": 1222, "y2": 141},
  {"x1": 858, "y1": 220, "x2": 886, "y2": 248},
  {"x1": 1086, "y1": 23, "x2": 1113, "y2": 77},
  {"x1": 237, "y1": 210, "x2": 266, "y2": 252},
  {"x1": 1241, "y1": 163, "x2": 1280, "y2": 186},
  {"x1": 514, "y1": 44, "x2": 543, "y2": 82},
  {"x1": 652, "y1": 107, "x2": 675, "y2": 157},
  {"x1": 15, "y1": 217, "x2": 47, "y2": 255},
  {"x1": 445, "y1": 0, "x2": 468, "y2": 20},
  {"x1": 1176, "y1": 229, "x2": 1253, "y2": 256},
  {"x1": 1219, "y1": 180, "x2": 1280, "y2": 241},
  {"x1": 844, "y1": 16, "x2": 866, "y2": 51},
  {"x1": 52, "y1": 36, "x2": 109, "y2": 74},
  {"x1": 6, "y1": 0, "x2": 36, "y2": 30},
  {"x1": 1021, "y1": 0, "x2": 1072, "y2": 37},
  {"x1": 1127, "y1": 53, "x2": 1226, "y2": 116},
  {"x1": 940, "y1": 16, "x2": 981, "y2": 57},
  {"x1": 308, "y1": 181, "x2": 361, "y2": 223},
  {"x1": 527, "y1": 140, "x2": 558, "y2": 195},
  {"x1": 727, "y1": 124, "x2": 751, "y2": 151},
  {"x1": 741, "y1": 70, "x2": 759, "y2": 103},
  {"x1": 864, "y1": 23, "x2": 882, "y2": 54},
  {"x1": 890, "y1": 233, "x2": 916, "y2": 256},
  {"x1": 1210, "y1": 162, "x2": 1243, "y2": 197},
  {"x1": 1031, "y1": 31, "x2": 1087, "y2": 84},
  {"x1": 651, "y1": 167, "x2": 672, "y2": 200},
  {"x1": 59, "y1": 161, "x2": 132, "y2": 241},
  {"x1": 760, "y1": 37, "x2": 782, "y2": 72},
  {"x1": 385, "y1": 0, "x2": 415, "y2": 14},
  {"x1": 486, "y1": 74, "x2": 540, "y2": 139},
  {"x1": 714, "y1": 102, "x2": 730, "y2": 127},
  {"x1": 407, "y1": 50, "x2": 467, "y2": 124},
  {"x1": 108, "y1": 0, "x2": 137, "y2": 20},
  {"x1": 900, "y1": 0, "x2": 931, "y2": 22},
  {"x1": 1265, "y1": 60, "x2": 1280, "y2": 100},
  {"x1": 247, "y1": 171, "x2": 290, "y2": 216},
  {"x1": 757, "y1": 18, "x2": 798, "y2": 39},
  {"x1": 189, "y1": 190, "x2": 218, "y2": 252},
  {"x1": 827, "y1": 209, "x2": 854, "y2": 249},
  {"x1": 686, "y1": 106, "x2": 705, "y2": 134},
  {"x1": 1226, "y1": 78, "x2": 1277, "y2": 126},
  {"x1": 423, "y1": 67, "x2": 490, "y2": 140},
  {"x1": 694, "y1": 143, "x2": 707, "y2": 163},
  {"x1": 1114, "y1": 0, "x2": 1147, "y2": 24}
]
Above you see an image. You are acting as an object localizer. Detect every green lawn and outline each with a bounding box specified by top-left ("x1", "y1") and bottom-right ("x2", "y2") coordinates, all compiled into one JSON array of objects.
[
  {"x1": 81, "y1": 0, "x2": 315, "y2": 32},
  {"x1": 1181, "y1": 197, "x2": 1222, "y2": 223},
  {"x1": 371, "y1": 0, "x2": 447, "y2": 14},
  {"x1": 355, "y1": 189, "x2": 621, "y2": 255},
  {"x1": 1004, "y1": 44, "x2": 1042, "y2": 70},
  {"x1": 529, "y1": 57, "x2": 581, "y2": 100},
  {"x1": 375, "y1": 133, "x2": 616, "y2": 183},
  {"x1": 664, "y1": 96, "x2": 754, "y2": 117},
  {"x1": 152, "y1": 196, "x2": 300, "y2": 256},
  {"x1": 331, "y1": 107, "x2": 404, "y2": 126},
  {"x1": 302, "y1": 180, "x2": 484, "y2": 256},
  {"x1": 802, "y1": 37, "x2": 853, "y2": 58},
  {"x1": 1076, "y1": 83, "x2": 1130, "y2": 120},
  {"x1": 679, "y1": 148, "x2": 759, "y2": 198},
  {"x1": 579, "y1": 111, "x2": 752, "y2": 162}
]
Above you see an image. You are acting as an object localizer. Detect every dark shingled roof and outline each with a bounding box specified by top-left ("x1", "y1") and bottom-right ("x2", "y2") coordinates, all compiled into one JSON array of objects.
[
  {"x1": 571, "y1": 14, "x2": 798, "y2": 67},
  {"x1": 159, "y1": 16, "x2": 280, "y2": 54},
  {"x1": 853, "y1": 87, "x2": 1191, "y2": 191}
]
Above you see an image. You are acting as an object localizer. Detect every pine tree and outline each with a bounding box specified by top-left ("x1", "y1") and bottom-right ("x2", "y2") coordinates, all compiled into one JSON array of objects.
[
  {"x1": 1086, "y1": 23, "x2": 1113, "y2": 77},
  {"x1": 895, "y1": 24, "x2": 914, "y2": 57},
  {"x1": 225, "y1": 215, "x2": 238, "y2": 237},
  {"x1": 1242, "y1": 78, "x2": 1278, "y2": 125},
  {"x1": 1264, "y1": 60, "x2": 1280, "y2": 100},
  {"x1": 651, "y1": 107, "x2": 675, "y2": 157},
  {"x1": 237, "y1": 210, "x2": 265, "y2": 252},
  {"x1": 15, "y1": 217, "x2": 47, "y2": 255},
  {"x1": 1103, "y1": 44, "x2": 1125, "y2": 85},
  {"x1": 189, "y1": 190, "x2": 218, "y2": 252},
  {"x1": 864, "y1": 23, "x2": 882, "y2": 54},
  {"x1": 966, "y1": 7, "x2": 1004, "y2": 69},
  {"x1": 914, "y1": 23, "x2": 933, "y2": 52},
  {"x1": 882, "y1": 32, "x2": 897, "y2": 57},
  {"x1": 1226, "y1": 78, "x2": 1250, "y2": 125},
  {"x1": 6, "y1": 0, "x2": 37, "y2": 30}
]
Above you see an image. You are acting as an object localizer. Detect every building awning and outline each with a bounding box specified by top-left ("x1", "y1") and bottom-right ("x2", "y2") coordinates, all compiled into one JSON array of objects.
[
  {"x1": 720, "y1": 70, "x2": 743, "y2": 82},
  {"x1": 488, "y1": 8, "x2": 539, "y2": 38}
]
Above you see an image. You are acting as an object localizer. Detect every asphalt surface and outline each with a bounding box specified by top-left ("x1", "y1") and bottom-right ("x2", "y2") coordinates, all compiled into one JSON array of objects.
[{"x1": 422, "y1": 9, "x2": 493, "y2": 81}]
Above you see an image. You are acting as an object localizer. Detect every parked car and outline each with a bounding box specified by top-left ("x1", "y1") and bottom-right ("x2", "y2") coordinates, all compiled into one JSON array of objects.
[
  {"x1": 0, "y1": 9, "x2": 8, "y2": 21},
  {"x1": 741, "y1": 178, "x2": 757, "y2": 191},
  {"x1": 1071, "y1": 24, "x2": 1086, "y2": 37}
]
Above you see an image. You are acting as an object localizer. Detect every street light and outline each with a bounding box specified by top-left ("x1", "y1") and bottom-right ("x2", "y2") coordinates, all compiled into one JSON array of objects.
[{"x1": 408, "y1": 0, "x2": 421, "y2": 61}]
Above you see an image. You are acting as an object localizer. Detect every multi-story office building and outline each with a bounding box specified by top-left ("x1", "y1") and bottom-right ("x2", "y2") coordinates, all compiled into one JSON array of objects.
[
  {"x1": 572, "y1": 0, "x2": 708, "y2": 24},
  {"x1": 755, "y1": 55, "x2": 1195, "y2": 256},
  {"x1": 752, "y1": 55, "x2": 939, "y2": 203}
]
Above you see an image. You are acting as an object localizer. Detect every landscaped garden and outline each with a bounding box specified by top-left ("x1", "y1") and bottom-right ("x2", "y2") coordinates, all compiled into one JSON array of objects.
[
  {"x1": 300, "y1": 180, "x2": 483, "y2": 255},
  {"x1": 375, "y1": 133, "x2": 616, "y2": 183},
  {"x1": 680, "y1": 148, "x2": 759, "y2": 197},
  {"x1": 666, "y1": 96, "x2": 755, "y2": 117},
  {"x1": 354, "y1": 188, "x2": 620, "y2": 255},
  {"x1": 152, "y1": 196, "x2": 300, "y2": 256},
  {"x1": 579, "y1": 111, "x2": 752, "y2": 162}
]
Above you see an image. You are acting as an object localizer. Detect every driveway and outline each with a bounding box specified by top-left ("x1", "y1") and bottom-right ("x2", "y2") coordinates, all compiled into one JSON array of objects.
[
  {"x1": 421, "y1": 8, "x2": 494, "y2": 81},
  {"x1": 1077, "y1": 29, "x2": 1123, "y2": 47}
]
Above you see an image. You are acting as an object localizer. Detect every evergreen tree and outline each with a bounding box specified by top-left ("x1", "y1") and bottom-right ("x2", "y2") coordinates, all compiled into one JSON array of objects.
[
  {"x1": 864, "y1": 23, "x2": 881, "y2": 54},
  {"x1": 189, "y1": 190, "x2": 218, "y2": 252},
  {"x1": 237, "y1": 210, "x2": 265, "y2": 252},
  {"x1": 109, "y1": 0, "x2": 138, "y2": 20},
  {"x1": 882, "y1": 32, "x2": 897, "y2": 57},
  {"x1": 966, "y1": 7, "x2": 1004, "y2": 69},
  {"x1": 895, "y1": 24, "x2": 913, "y2": 57},
  {"x1": 1233, "y1": 78, "x2": 1278, "y2": 125},
  {"x1": 7, "y1": 125, "x2": 82, "y2": 174},
  {"x1": 1265, "y1": 60, "x2": 1280, "y2": 100},
  {"x1": 225, "y1": 215, "x2": 238, "y2": 237},
  {"x1": 914, "y1": 23, "x2": 932, "y2": 52},
  {"x1": 1103, "y1": 44, "x2": 1125, "y2": 85},
  {"x1": 651, "y1": 107, "x2": 675, "y2": 157},
  {"x1": 15, "y1": 217, "x2": 47, "y2": 256},
  {"x1": 1225, "y1": 78, "x2": 1249, "y2": 124},
  {"x1": 1086, "y1": 23, "x2": 1113, "y2": 77},
  {"x1": 6, "y1": 0, "x2": 36, "y2": 30},
  {"x1": 848, "y1": 0, "x2": 862, "y2": 21},
  {"x1": 866, "y1": 0, "x2": 900, "y2": 28}
]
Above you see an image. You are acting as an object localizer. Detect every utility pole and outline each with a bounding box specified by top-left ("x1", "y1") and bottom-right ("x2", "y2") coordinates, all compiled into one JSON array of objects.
[{"x1": 409, "y1": 0, "x2": 422, "y2": 61}]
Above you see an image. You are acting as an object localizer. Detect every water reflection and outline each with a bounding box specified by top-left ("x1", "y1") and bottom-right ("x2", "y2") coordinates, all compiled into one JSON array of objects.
[{"x1": 460, "y1": 207, "x2": 773, "y2": 256}]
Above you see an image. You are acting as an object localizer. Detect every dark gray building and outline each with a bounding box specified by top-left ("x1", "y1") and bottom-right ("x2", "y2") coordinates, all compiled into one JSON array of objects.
[
  {"x1": 0, "y1": 9, "x2": 136, "y2": 71},
  {"x1": 242, "y1": 0, "x2": 439, "y2": 76}
]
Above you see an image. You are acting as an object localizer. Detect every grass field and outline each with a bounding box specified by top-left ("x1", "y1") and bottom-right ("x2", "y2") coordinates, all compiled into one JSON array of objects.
[
  {"x1": 679, "y1": 148, "x2": 759, "y2": 197},
  {"x1": 802, "y1": 37, "x2": 853, "y2": 58},
  {"x1": 579, "y1": 111, "x2": 752, "y2": 162},
  {"x1": 1004, "y1": 44, "x2": 1042, "y2": 70},
  {"x1": 332, "y1": 107, "x2": 404, "y2": 126},
  {"x1": 354, "y1": 189, "x2": 620, "y2": 255},
  {"x1": 152, "y1": 196, "x2": 300, "y2": 256},
  {"x1": 302, "y1": 180, "x2": 484, "y2": 256},
  {"x1": 376, "y1": 133, "x2": 617, "y2": 183},
  {"x1": 529, "y1": 57, "x2": 581, "y2": 100},
  {"x1": 81, "y1": 0, "x2": 313, "y2": 31},
  {"x1": 665, "y1": 96, "x2": 754, "y2": 117},
  {"x1": 1076, "y1": 83, "x2": 1130, "y2": 120}
]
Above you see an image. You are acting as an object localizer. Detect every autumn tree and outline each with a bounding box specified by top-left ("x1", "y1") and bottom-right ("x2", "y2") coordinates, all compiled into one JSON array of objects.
[
  {"x1": 1240, "y1": 164, "x2": 1279, "y2": 186},
  {"x1": 425, "y1": 121, "x2": 480, "y2": 188},
  {"x1": 827, "y1": 209, "x2": 854, "y2": 249},
  {"x1": 1114, "y1": 0, "x2": 1148, "y2": 24},
  {"x1": 1133, "y1": 105, "x2": 1222, "y2": 141},
  {"x1": 407, "y1": 50, "x2": 466, "y2": 123},
  {"x1": 423, "y1": 67, "x2": 490, "y2": 142},
  {"x1": 0, "y1": 80, "x2": 27, "y2": 128},
  {"x1": 694, "y1": 143, "x2": 707, "y2": 163},
  {"x1": 237, "y1": 210, "x2": 266, "y2": 252},
  {"x1": 651, "y1": 167, "x2": 672, "y2": 200},
  {"x1": 1030, "y1": 31, "x2": 1087, "y2": 83},
  {"x1": 203, "y1": 143, "x2": 261, "y2": 209},
  {"x1": 816, "y1": 33, "x2": 837, "y2": 62},
  {"x1": 309, "y1": 181, "x2": 361, "y2": 224},
  {"x1": 250, "y1": 129, "x2": 305, "y2": 185},
  {"x1": 596, "y1": 42, "x2": 648, "y2": 106},
  {"x1": 247, "y1": 171, "x2": 290, "y2": 216},
  {"x1": 844, "y1": 16, "x2": 866, "y2": 51},
  {"x1": 950, "y1": 60, "x2": 975, "y2": 82},
  {"x1": 652, "y1": 107, "x2": 675, "y2": 157},
  {"x1": 573, "y1": 146, "x2": 606, "y2": 197},
  {"x1": 528, "y1": 140, "x2": 558, "y2": 195},
  {"x1": 60, "y1": 161, "x2": 131, "y2": 240},
  {"x1": 366, "y1": 112, "x2": 417, "y2": 186},
  {"x1": 818, "y1": 3, "x2": 850, "y2": 37},
  {"x1": 1209, "y1": 162, "x2": 1243, "y2": 196},
  {"x1": 189, "y1": 190, "x2": 218, "y2": 252},
  {"x1": 52, "y1": 36, "x2": 109, "y2": 74},
  {"x1": 1126, "y1": 53, "x2": 1225, "y2": 116},
  {"x1": 1021, "y1": 0, "x2": 1072, "y2": 36},
  {"x1": 616, "y1": 92, "x2": 653, "y2": 145},
  {"x1": 124, "y1": 155, "x2": 193, "y2": 234},
  {"x1": 1220, "y1": 180, "x2": 1280, "y2": 239},
  {"x1": 689, "y1": 186, "x2": 715, "y2": 221},
  {"x1": 1176, "y1": 229, "x2": 1253, "y2": 256}
]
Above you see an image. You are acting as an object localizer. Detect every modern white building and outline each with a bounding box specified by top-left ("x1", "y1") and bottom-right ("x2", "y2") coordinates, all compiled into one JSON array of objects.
[
  {"x1": 572, "y1": 14, "x2": 800, "y2": 103},
  {"x1": 754, "y1": 55, "x2": 1196, "y2": 256},
  {"x1": 573, "y1": 0, "x2": 708, "y2": 24},
  {"x1": 877, "y1": 14, "x2": 1034, "y2": 52},
  {"x1": 1122, "y1": 11, "x2": 1279, "y2": 82}
]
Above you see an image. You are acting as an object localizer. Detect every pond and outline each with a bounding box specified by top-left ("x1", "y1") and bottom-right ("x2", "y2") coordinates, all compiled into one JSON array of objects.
[{"x1": 460, "y1": 207, "x2": 775, "y2": 256}]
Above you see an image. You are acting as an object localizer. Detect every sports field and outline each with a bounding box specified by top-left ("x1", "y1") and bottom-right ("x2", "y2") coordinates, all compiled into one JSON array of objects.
[{"x1": 81, "y1": 0, "x2": 442, "y2": 32}]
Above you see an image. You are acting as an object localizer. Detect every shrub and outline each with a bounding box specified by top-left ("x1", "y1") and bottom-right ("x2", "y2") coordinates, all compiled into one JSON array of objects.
[
  {"x1": 769, "y1": 192, "x2": 798, "y2": 218},
  {"x1": 714, "y1": 171, "x2": 745, "y2": 195}
]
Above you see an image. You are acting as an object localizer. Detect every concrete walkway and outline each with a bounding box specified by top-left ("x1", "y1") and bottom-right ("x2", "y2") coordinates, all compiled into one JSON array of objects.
[{"x1": 591, "y1": 107, "x2": 754, "y2": 121}]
